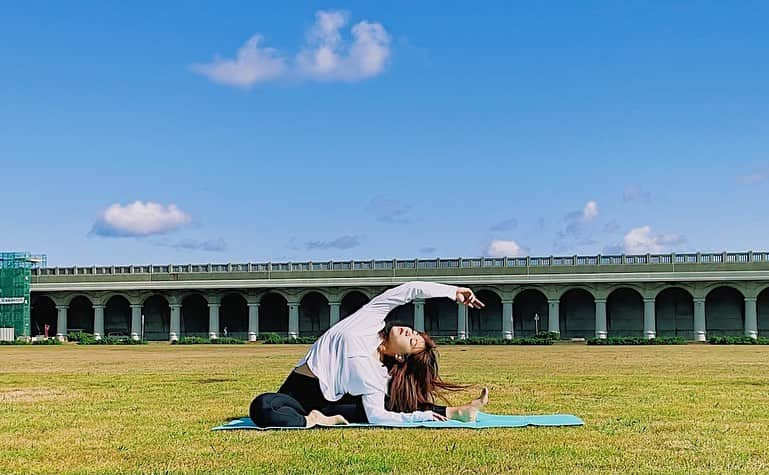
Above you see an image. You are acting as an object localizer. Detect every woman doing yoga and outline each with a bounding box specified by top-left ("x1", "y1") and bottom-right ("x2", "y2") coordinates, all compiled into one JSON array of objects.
[{"x1": 250, "y1": 281, "x2": 489, "y2": 427}]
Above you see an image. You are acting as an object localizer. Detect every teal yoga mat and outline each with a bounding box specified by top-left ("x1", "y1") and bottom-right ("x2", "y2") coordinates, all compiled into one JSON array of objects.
[{"x1": 212, "y1": 412, "x2": 584, "y2": 431}]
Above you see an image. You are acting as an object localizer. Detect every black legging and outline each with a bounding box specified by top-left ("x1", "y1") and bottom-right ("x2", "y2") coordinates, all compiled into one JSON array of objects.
[
  {"x1": 249, "y1": 371, "x2": 447, "y2": 427},
  {"x1": 249, "y1": 371, "x2": 368, "y2": 427}
]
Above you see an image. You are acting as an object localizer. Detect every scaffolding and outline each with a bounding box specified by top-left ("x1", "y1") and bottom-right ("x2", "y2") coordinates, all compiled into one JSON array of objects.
[{"x1": 0, "y1": 252, "x2": 46, "y2": 340}]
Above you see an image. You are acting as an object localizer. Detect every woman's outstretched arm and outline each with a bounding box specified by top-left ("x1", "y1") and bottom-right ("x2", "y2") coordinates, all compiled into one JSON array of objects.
[{"x1": 347, "y1": 281, "x2": 484, "y2": 327}]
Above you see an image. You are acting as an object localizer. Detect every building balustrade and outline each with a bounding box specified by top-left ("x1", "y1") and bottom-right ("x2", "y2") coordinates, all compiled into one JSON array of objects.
[{"x1": 27, "y1": 251, "x2": 769, "y2": 278}]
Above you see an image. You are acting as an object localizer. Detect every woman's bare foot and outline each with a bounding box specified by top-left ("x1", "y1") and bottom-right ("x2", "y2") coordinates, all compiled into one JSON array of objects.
[
  {"x1": 471, "y1": 387, "x2": 490, "y2": 409},
  {"x1": 305, "y1": 410, "x2": 349, "y2": 428},
  {"x1": 446, "y1": 387, "x2": 490, "y2": 422}
]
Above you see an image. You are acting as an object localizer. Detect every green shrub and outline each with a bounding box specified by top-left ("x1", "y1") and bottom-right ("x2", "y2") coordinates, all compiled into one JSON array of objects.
[
  {"x1": 211, "y1": 337, "x2": 245, "y2": 344},
  {"x1": 32, "y1": 338, "x2": 62, "y2": 345},
  {"x1": 709, "y1": 335, "x2": 769, "y2": 345},
  {"x1": 587, "y1": 336, "x2": 688, "y2": 345},
  {"x1": 173, "y1": 336, "x2": 210, "y2": 345},
  {"x1": 431, "y1": 336, "x2": 553, "y2": 345},
  {"x1": 68, "y1": 331, "x2": 98, "y2": 344},
  {"x1": 260, "y1": 334, "x2": 317, "y2": 344},
  {"x1": 0, "y1": 339, "x2": 30, "y2": 345},
  {"x1": 260, "y1": 333, "x2": 284, "y2": 344}
]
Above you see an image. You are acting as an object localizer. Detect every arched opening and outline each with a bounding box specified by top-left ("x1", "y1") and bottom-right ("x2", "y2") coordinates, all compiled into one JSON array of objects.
[
  {"x1": 181, "y1": 294, "x2": 209, "y2": 338},
  {"x1": 68, "y1": 296, "x2": 94, "y2": 334},
  {"x1": 259, "y1": 293, "x2": 288, "y2": 335},
  {"x1": 386, "y1": 302, "x2": 414, "y2": 327},
  {"x1": 104, "y1": 295, "x2": 131, "y2": 338},
  {"x1": 30, "y1": 295, "x2": 57, "y2": 337},
  {"x1": 424, "y1": 298, "x2": 457, "y2": 337},
  {"x1": 514, "y1": 289, "x2": 548, "y2": 337},
  {"x1": 655, "y1": 288, "x2": 694, "y2": 339},
  {"x1": 220, "y1": 294, "x2": 248, "y2": 339},
  {"x1": 142, "y1": 295, "x2": 170, "y2": 341},
  {"x1": 607, "y1": 288, "x2": 644, "y2": 337},
  {"x1": 758, "y1": 287, "x2": 769, "y2": 337},
  {"x1": 468, "y1": 290, "x2": 502, "y2": 337},
  {"x1": 299, "y1": 292, "x2": 330, "y2": 337},
  {"x1": 706, "y1": 286, "x2": 745, "y2": 336},
  {"x1": 340, "y1": 291, "x2": 370, "y2": 319},
  {"x1": 560, "y1": 289, "x2": 595, "y2": 339}
]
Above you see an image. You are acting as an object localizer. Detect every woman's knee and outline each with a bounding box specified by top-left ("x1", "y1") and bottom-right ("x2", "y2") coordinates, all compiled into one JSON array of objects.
[{"x1": 249, "y1": 393, "x2": 277, "y2": 425}]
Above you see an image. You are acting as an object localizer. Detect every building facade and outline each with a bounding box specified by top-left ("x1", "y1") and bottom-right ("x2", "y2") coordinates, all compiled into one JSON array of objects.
[{"x1": 28, "y1": 252, "x2": 769, "y2": 342}]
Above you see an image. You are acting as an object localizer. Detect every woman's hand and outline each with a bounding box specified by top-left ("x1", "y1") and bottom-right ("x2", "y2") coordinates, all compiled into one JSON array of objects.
[
  {"x1": 432, "y1": 412, "x2": 448, "y2": 421},
  {"x1": 455, "y1": 288, "x2": 485, "y2": 309}
]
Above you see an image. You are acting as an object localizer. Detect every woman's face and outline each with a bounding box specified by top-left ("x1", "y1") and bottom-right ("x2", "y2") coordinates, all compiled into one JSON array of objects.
[{"x1": 387, "y1": 326, "x2": 425, "y2": 357}]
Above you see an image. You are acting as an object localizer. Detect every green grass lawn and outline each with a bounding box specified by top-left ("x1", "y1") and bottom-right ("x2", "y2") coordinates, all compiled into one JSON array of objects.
[{"x1": 2, "y1": 344, "x2": 768, "y2": 474}]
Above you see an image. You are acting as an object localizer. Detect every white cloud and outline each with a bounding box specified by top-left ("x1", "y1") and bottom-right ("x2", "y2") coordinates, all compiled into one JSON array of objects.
[
  {"x1": 92, "y1": 201, "x2": 191, "y2": 237},
  {"x1": 736, "y1": 167, "x2": 769, "y2": 185},
  {"x1": 190, "y1": 35, "x2": 286, "y2": 88},
  {"x1": 296, "y1": 11, "x2": 391, "y2": 81},
  {"x1": 192, "y1": 10, "x2": 391, "y2": 88},
  {"x1": 486, "y1": 240, "x2": 526, "y2": 257},
  {"x1": 623, "y1": 225, "x2": 685, "y2": 254},
  {"x1": 583, "y1": 200, "x2": 598, "y2": 221}
]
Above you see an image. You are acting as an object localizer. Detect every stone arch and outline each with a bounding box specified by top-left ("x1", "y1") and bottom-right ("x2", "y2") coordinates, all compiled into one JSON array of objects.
[
  {"x1": 95, "y1": 291, "x2": 137, "y2": 307},
  {"x1": 606, "y1": 287, "x2": 644, "y2": 337},
  {"x1": 556, "y1": 286, "x2": 597, "y2": 300},
  {"x1": 299, "y1": 291, "x2": 330, "y2": 337},
  {"x1": 424, "y1": 297, "x2": 457, "y2": 337},
  {"x1": 181, "y1": 294, "x2": 208, "y2": 338},
  {"x1": 472, "y1": 286, "x2": 504, "y2": 300},
  {"x1": 30, "y1": 295, "x2": 57, "y2": 337},
  {"x1": 340, "y1": 287, "x2": 376, "y2": 300},
  {"x1": 67, "y1": 295, "x2": 94, "y2": 334},
  {"x1": 655, "y1": 287, "x2": 694, "y2": 339},
  {"x1": 468, "y1": 289, "x2": 502, "y2": 337},
  {"x1": 758, "y1": 287, "x2": 769, "y2": 337},
  {"x1": 104, "y1": 295, "x2": 131, "y2": 337},
  {"x1": 704, "y1": 283, "x2": 746, "y2": 299},
  {"x1": 259, "y1": 292, "x2": 289, "y2": 335},
  {"x1": 340, "y1": 291, "x2": 370, "y2": 319},
  {"x1": 706, "y1": 286, "x2": 745, "y2": 337},
  {"x1": 220, "y1": 293, "x2": 248, "y2": 339},
  {"x1": 559, "y1": 288, "x2": 595, "y2": 339},
  {"x1": 514, "y1": 288, "x2": 548, "y2": 337},
  {"x1": 653, "y1": 284, "x2": 696, "y2": 299},
  {"x1": 142, "y1": 294, "x2": 170, "y2": 341},
  {"x1": 296, "y1": 288, "x2": 332, "y2": 302},
  {"x1": 386, "y1": 302, "x2": 415, "y2": 328}
]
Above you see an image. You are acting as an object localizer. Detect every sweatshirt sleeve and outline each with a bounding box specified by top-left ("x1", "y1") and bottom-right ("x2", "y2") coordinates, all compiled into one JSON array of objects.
[
  {"x1": 361, "y1": 392, "x2": 435, "y2": 425},
  {"x1": 347, "y1": 281, "x2": 458, "y2": 328}
]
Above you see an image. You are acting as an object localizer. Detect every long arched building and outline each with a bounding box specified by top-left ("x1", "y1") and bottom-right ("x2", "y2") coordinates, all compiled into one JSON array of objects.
[{"x1": 29, "y1": 252, "x2": 769, "y2": 342}]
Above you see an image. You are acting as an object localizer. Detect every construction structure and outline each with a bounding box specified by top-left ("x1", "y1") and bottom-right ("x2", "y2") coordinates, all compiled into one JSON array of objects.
[{"x1": 0, "y1": 252, "x2": 46, "y2": 340}]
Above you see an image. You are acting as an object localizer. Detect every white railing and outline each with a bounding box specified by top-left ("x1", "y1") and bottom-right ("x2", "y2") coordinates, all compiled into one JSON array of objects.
[{"x1": 29, "y1": 251, "x2": 769, "y2": 276}]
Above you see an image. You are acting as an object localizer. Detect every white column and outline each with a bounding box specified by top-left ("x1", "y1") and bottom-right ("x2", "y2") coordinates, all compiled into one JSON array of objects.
[
  {"x1": 643, "y1": 298, "x2": 656, "y2": 339},
  {"x1": 288, "y1": 303, "x2": 299, "y2": 339},
  {"x1": 56, "y1": 305, "x2": 68, "y2": 340},
  {"x1": 502, "y1": 300, "x2": 513, "y2": 340},
  {"x1": 329, "y1": 301, "x2": 340, "y2": 328},
  {"x1": 548, "y1": 299, "x2": 560, "y2": 338},
  {"x1": 208, "y1": 303, "x2": 220, "y2": 340},
  {"x1": 93, "y1": 305, "x2": 105, "y2": 340},
  {"x1": 414, "y1": 299, "x2": 425, "y2": 332},
  {"x1": 694, "y1": 298, "x2": 706, "y2": 342},
  {"x1": 130, "y1": 304, "x2": 142, "y2": 341},
  {"x1": 170, "y1": 304, "x2": 181, "y2": 342},
  {"x1": 745, "y1": 297, "x2": 758, "y2": 339},
  {"x1": 247, "y1": 303, "x2": 260, "y2": 342},
  {"x1": 595, "y1": 299, "x2": 607, "y2": 339},
  {"x1": 457, "y1": 303, "x2": 467, "y2": 339}
]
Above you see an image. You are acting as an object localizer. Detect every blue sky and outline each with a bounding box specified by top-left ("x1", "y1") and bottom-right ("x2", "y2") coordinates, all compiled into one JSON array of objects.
[{"x1": 1, "y1": 1, "x2": 768, "y2": 266}]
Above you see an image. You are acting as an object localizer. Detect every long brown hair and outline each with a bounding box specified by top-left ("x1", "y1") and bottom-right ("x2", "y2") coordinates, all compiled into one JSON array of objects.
[{"x1": 380, "y1": 322, "x2": 466, "y2": 412}]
